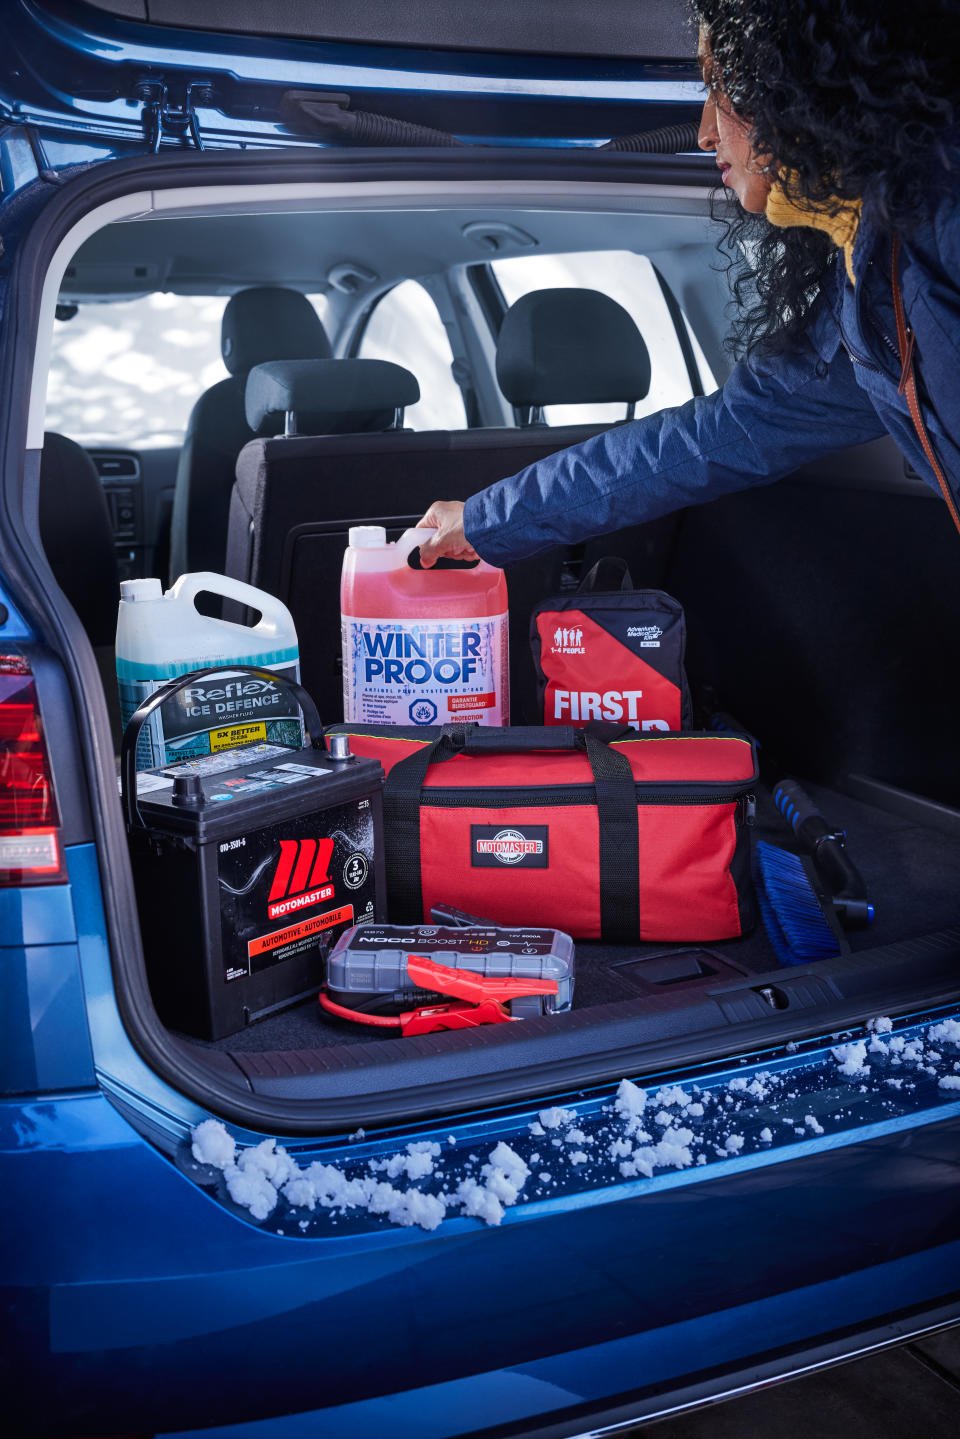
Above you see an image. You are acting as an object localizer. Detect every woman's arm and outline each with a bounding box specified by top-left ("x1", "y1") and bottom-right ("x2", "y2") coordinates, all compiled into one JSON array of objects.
[{"x1": 419, "y1": 305, "x2": 886, "y2": 568}]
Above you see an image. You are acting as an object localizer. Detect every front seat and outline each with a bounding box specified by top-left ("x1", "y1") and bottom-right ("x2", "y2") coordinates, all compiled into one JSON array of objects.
[
  {"x1": 38, "y1": 432, "x2": 119, "y2": 646},
  {"x1": 169, "y1": 287, "x2": 332, "y2": 581},
  {"x1": 38, "y1": 431, "x2": 123, "y2": 738}
]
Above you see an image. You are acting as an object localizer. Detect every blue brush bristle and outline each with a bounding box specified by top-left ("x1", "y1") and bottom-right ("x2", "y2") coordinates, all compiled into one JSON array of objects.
[{"x1": 754, "y1": 841, "x2": 840, "y2": 964}]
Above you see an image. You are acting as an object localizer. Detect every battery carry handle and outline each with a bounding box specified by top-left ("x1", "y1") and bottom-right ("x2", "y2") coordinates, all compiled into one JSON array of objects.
[{"x1": 120, "y1": 664, "x2": 325, "y2": 830}]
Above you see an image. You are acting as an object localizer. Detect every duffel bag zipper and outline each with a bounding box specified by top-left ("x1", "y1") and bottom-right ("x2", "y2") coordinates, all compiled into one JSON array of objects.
[{"x1": 420, "y1": 784, "x2": 756, "y2": 811}]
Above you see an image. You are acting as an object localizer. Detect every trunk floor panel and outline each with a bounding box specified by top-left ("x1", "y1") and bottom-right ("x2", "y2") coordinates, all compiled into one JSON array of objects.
[{"x1": 177, "y1": 783, "x2": 960, "y2": 1056}]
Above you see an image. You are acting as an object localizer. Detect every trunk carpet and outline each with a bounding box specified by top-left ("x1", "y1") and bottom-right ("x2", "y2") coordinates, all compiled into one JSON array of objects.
[{"x1": 179, "y1": 783, "x2": 960, "y2": 1055}]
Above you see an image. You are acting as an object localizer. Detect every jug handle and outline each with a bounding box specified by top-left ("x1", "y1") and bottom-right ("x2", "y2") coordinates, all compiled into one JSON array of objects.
[
  {"x1": 167, "y1": 572, "x2": 292, "y2": 640},
  {"x1": 395, "y1": 527, "x2": 485, "y2": 571},
  {"x1": 393, "y1": 528, "x2": 437, "y2": 561}
]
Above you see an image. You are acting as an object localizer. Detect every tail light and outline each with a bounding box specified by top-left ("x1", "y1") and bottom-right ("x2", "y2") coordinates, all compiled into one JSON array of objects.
[{"x1": 0, "y1": 653, "x2": 65, "y2": 884}]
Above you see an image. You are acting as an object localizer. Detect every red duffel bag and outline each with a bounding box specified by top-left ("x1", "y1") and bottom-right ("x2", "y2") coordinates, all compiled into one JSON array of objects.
[{"x1": 326, "y1": 723, "x2": 758, "y2": 943}]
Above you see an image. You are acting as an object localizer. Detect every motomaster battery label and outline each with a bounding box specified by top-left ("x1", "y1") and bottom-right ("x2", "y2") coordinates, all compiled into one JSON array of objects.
[
  {"x1": 217, "y1": 796, "x2": 378, "y2": 982},
  {"x1": 342, "y1": 614, "x2": 508, "y2": 726}
]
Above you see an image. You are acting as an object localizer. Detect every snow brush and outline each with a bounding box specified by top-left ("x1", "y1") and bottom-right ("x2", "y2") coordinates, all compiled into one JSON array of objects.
[{"x1": 710, "y1": 715, "x2": 874, "y2": 964}]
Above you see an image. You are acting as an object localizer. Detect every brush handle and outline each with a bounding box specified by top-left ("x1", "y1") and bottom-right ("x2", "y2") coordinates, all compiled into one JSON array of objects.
[{"x1": 773, "y1": 780, "x2": 874, "y2": 928}]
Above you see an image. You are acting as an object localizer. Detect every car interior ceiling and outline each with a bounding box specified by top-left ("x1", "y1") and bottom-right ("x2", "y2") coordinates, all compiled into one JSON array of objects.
[{"x1": 39, "y1": 195, "x2": 960, "y2": 1080}]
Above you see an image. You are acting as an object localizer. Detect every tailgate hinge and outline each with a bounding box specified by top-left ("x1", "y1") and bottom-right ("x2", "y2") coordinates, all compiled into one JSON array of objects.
[{"x1": 135, "y1": 80, "x2": 213, "y2": 153}]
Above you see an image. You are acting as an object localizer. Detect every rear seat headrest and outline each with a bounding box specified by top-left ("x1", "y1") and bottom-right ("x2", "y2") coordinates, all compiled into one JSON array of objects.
[
  {"x1": 495, "y1": 288, "x2": 651, "y2": 408},
  {"x1": 221, "y1": 287, "x2": 332, "y2": 376},
  {"x1": 245, "y1": 358, "x2": 421, "y2": 436}
]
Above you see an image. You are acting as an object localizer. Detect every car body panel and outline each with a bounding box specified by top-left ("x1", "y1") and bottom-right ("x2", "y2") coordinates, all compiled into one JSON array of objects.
[
  {"x1": 82, "y1": 0, "x2": 693, "y2": 61},
  {"x1": 1, "y1": 11, "x2": 959, "y2": 1435},
  {"x1": 4, "y1": 1030, "x2": 960, "y2": 1433},
  {"x1": 0, "y1": 0, "x2": 704, "y2": 173}
]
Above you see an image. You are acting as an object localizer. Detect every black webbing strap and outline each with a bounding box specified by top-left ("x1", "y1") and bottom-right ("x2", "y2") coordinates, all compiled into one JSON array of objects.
[
  {"x1": 578, "y1": 556, "x2": 633, "y2": 593},
  {"x1": 382, "y1": 733, "x2": 455, "y2": 923},
  {"x1": 382, "y1": 727, "x2": 641, "y2": 940},
  {"x1": 583, "y1": 732, "x2": 641, "y2": 941}
]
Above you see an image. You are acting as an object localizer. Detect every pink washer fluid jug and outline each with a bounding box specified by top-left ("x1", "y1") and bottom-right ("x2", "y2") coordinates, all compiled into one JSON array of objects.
[{"x1": 341, "y1": 526, "x2": 509, "y2": 727}]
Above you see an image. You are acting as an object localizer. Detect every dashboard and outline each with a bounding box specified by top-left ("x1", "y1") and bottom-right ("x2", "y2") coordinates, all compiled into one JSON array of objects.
[{"x1": 87, "y1": 445, "x2": 179, "y2": 584}]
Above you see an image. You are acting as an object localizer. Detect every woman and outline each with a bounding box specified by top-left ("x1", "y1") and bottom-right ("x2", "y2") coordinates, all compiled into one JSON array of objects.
[{"x1": 416, "y1": 0, "x2": 960, "y2": 568}]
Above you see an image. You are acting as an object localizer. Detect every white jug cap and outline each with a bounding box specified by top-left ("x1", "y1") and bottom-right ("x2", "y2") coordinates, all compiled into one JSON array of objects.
[
  {"x1": 119, "y1": 578, "x2": 163, "y2": 602},
  {"x1": 348, "y1": 525, "x2": 387, "y2": 548}
]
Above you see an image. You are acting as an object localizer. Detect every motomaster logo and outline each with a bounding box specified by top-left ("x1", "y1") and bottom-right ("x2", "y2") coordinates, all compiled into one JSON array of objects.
[
  {"x1": 471, "y1": 824, "x2": 549, "y2": 869},
  {"x1": 267, "y1": 837, "x2": 335, "y2": 918},
  {"x1": 477, "y1": 829, "x2": 542, "y2": 863}
]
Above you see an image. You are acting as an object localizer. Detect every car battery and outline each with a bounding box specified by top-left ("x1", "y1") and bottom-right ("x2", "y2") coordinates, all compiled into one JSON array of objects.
[
  {"x1": 326, "y1": 921, "x2": 575, "y2": 1018},
  {"x1": 121, "y1": 666, "x2": 385, "y2": 1040}
]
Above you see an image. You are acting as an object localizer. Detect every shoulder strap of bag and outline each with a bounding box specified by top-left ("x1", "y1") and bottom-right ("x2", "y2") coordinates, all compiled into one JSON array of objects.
[
  {"x1": 891, "y1": 235, "x2": 960, "y2": 539},
  {"x1": 383, "y1": 727, "x2": 640, "y2": 940}
]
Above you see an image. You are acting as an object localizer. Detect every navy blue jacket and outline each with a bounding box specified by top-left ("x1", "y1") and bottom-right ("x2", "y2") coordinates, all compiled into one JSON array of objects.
[{"x1": 464, "y1": 192, "x2": 960, "y2": 565}]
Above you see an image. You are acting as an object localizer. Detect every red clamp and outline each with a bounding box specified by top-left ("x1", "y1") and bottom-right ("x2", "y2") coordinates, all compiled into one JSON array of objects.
[
  {"x1": 398, "y1": 954, "x2": 558, "y2": 1035},
  {"x1": 318, "y1": 954, "x2": 558, "y2": 1035}
]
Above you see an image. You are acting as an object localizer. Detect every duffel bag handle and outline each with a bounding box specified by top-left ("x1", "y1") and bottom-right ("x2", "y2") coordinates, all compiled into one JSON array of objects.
[
  {"x1": 436, "y1": 723, "x2": 580, "y2": 755},
  {"x1": 383, "y1": 726, "x2": 640, "y2": 941}
]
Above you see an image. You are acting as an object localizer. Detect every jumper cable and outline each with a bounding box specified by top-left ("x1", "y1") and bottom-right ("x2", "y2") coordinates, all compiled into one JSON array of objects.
[{"x1": 318, "y1": 953, "x2": 558, "y2": 1035}]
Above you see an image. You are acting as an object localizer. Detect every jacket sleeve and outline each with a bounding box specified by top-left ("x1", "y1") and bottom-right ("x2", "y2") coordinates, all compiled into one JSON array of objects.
[{"x1": 463, "y1": 304, "x2": 887, "y2": 567}]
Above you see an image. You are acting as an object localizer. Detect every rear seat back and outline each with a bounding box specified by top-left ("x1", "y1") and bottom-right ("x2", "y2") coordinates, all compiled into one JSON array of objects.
[
  {"x1": 228, "y1": 427, "x2": 585, "y2": 724},
  {"x1": 227, "y1": 290, "x2": 670, "y2": 724}
]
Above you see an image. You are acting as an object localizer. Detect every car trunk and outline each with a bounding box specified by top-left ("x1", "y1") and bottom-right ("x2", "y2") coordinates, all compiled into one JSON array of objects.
[
  {"x1": 6, "y1": 146, "x2": 960, "y2": 1133},
  {"x1": 165, "y1": 448, "x2": 960, "y2": 1109}
]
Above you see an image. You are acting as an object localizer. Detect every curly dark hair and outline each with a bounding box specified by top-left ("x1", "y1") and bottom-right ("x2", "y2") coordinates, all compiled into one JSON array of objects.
[{"x1": 692, "y1": 0, "x2": 960, "y2": 357}]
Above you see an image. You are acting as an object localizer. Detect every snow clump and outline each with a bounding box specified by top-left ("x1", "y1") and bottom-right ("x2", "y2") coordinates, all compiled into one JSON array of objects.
[
  {"x1": 538, "y1": 1106, "x2": 578, "y2": 1130},
  {"x1": 192, "y1": 1117, "x2": 237, "y2": 1170},
  {"x1": 190, "y1": 1122, "x2": 530, "y2": 1233},
  {"x1": 614, "y1": 1078, "x2": 649, "y2": 1135},
  {"x1": 831, "y1": 1040, "x2": 869, "y2": 1076}
]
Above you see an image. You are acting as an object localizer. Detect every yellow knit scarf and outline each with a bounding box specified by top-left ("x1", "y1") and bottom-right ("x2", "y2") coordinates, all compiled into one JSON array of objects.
[{"x1": 766, "y1": 184, "x2": 863, "y2": 285}]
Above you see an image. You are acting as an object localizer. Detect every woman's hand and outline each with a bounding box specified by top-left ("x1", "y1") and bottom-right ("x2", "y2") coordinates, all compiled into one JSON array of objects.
[{"x1": 416, "y1": 500, "x2": 480, "y2": 568}]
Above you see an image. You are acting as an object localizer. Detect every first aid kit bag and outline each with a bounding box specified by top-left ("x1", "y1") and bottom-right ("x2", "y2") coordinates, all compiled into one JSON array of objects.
[
  {"x1": 531, "y1": 557, "x2": 691, "y2": 731},
  {"x1": 341, "y1": 525, "x2": 509, "y2": 727},
  {"x1": 117, "y1": 571, "x2": 304, "y2": 772},
  {"x1": 122, "y1": 667, "x2": 384, "y2": 1040},
  {"x1": 327, "y1": 722, "x2": 758, "y2": 943}
]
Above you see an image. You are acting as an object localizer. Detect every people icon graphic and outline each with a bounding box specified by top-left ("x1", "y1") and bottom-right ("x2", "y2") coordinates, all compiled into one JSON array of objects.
[{"x1": 553, "y1": 626, "x2": 583, "y2": 649}]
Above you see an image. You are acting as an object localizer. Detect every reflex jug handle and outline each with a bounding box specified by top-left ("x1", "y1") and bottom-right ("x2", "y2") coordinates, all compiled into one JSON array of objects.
[{"x1": 166, "y1": 571, "x2": 294, "y2": 641}]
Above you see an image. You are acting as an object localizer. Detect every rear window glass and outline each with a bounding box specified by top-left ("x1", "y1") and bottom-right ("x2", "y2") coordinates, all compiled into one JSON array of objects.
[
  {"x1": 44, "y1": 292, "x2": 328, "y2": 449},
  {"x1": 491, "y1": 250, "x2": 715, "y2": 424},
  {"x1": 356, "y1": 280, "x2": 467, "y2": 430}
]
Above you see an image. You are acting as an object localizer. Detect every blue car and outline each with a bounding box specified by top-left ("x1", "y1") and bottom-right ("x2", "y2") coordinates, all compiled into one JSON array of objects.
[{"x1": 2, "y1": 3, "x2": 959, "y2": 1435}]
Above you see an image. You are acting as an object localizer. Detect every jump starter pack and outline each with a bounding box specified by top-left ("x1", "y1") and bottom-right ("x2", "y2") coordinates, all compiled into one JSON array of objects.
[
  {"x1": 323, "y1": 920, "x2": 575, "y2": 1033},
  {"x1": 122, "y1": 668, "x2": 385, "y2": 1040}
]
